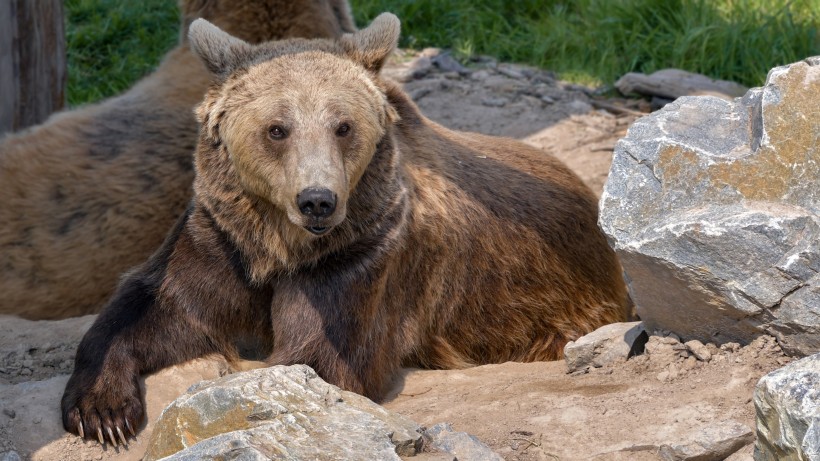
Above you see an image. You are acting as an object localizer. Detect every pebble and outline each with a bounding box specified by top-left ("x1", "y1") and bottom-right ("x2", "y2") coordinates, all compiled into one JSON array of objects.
[
  {"x1": 433, "y1": 53, "x2": 469, "y2": 75},
  {"x1": 2, "y1": 409, "x2": 15, "y2": 419},
  {"x1": 481, "y1": 97, "x2": 509, "y2": 107},
  {"x1": 540, "y1": 95, "x2": 556, "y2": 104},
  {"x1": 720, "y1": 342, "x2": 740, "y2": 352},
  {"x1": 497, "y1": 66, "x2": 525, "y2": 79},
  {"x1": 684, "y1": 340, "x2": 712, "y2": 362},
  {"x1": 1, "y1": 451, "x2": 22, "y2": 461}
]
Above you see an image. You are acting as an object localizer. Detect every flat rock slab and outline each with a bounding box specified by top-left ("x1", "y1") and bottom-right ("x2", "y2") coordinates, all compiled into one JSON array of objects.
[
  {"x1": 754, "y1": 352, "x2": 820, "y2": 461},
  {"x1": 600, "y1": 57, "x2": 820, "y2": 355},
  {"x1": 615, "y1": 68, "x2": 748, "y2": 100},
  {"x1": 144, "y1": 365, "x2": 423, "y2": 461}
]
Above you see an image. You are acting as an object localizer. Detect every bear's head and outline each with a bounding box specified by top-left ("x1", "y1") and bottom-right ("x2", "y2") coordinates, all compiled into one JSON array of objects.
[{"x1": 189, "y1": 14, "x2": 400, "y2": 240}]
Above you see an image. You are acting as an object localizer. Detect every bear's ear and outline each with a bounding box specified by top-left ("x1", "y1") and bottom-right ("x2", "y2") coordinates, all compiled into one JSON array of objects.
[
  {"x1": 188, "y1": 18, "x2": 254, "y2": 79},
  {"x1": 340, "y1": 13, "x2": 400, "y2": 74}
]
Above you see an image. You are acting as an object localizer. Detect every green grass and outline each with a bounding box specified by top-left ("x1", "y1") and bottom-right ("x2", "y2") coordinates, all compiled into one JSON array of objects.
[
  {"x1": 65, "y1": 0, "x2": 178, "y2": 106},
  {"x1": 353, "y1": 0, "x2": 819, "y2": 88},
  {"x1": 65, "y1": 0, "x2": 819, "y2": 105}
]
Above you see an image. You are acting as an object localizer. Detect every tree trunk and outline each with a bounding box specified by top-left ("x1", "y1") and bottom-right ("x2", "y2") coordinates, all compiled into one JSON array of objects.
[{"x1": 0, "y1": 0, "x2": 67, "y2": 135}]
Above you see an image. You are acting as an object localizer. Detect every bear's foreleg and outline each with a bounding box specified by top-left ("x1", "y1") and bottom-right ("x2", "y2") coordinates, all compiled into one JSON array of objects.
[{"x1": 61, "y1": 208, "x2": 272, "y2": 444}]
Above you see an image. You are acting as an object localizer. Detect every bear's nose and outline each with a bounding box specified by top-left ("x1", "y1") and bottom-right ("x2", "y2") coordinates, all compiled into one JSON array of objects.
[{"x1": 296, "y1": 187, "x2": 337, "y2": 219}]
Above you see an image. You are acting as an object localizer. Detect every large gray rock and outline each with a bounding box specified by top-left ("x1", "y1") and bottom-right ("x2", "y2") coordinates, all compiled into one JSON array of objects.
[
  {"x1": 599, "y1": 57, "x2": 820, "y2": 355},
  {"x1": 754, "y1": 353, "x2": 820, "y2": 461},
  {"x1": 145, "y1": 365, "x2": 423, "y2": 461}
]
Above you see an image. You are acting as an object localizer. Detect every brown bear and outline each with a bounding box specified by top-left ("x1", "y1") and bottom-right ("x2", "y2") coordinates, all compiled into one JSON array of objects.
[
  {"x1": 61, "y1": 14, "x2": 629, "y2": 446},
  {"x1": 0, "y1": 0, "x2": 354, "y2": 320}
]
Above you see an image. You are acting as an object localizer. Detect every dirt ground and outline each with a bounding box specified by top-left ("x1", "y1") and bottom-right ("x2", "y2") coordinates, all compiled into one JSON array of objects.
[{"x1": 0, "y1": 51, "x2": 786, "y2": 461}]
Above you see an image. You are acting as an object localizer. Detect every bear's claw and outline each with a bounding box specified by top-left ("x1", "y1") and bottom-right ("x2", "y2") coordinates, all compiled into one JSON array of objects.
[{"x1": 117, "y1": 427, "x2": 128, "y2": 445}]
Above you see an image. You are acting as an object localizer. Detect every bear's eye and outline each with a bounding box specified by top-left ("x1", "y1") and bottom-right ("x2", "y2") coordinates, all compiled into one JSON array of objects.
[
  {"x1": 336, "y1": 123, "x2": 351, "y2": 137},
  {"x1": 268, "y1": 126, "x2": 287, "y2": 140}
]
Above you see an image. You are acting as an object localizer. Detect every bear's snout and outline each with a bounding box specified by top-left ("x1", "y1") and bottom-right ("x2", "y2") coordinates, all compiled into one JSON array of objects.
[{"x1": 296, "y1": 188, "x2": 338, "y2": 235}]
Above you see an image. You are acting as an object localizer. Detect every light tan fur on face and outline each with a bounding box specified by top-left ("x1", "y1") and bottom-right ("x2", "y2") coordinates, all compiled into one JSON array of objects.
[
  {"x1": 0, "y1": 0, "x2": 356, "y2": 320},
  {"x1": 201, "y1": 52, "x2": 394, "y2": 235}
]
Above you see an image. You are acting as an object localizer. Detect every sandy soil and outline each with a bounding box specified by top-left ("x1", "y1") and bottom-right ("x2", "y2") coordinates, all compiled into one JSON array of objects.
[{"x1": 0, "y1": 51, "x2": 787, "y2": 461}]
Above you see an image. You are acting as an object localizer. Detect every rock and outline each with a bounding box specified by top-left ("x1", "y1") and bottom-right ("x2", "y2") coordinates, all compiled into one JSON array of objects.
[
  {"x1": 645, "y1": 334, "x2": 682, "y2": 365},
  {"x1": 568, "y1": 99, "x2": 593, "y2": 114},
  {"x1": 615, "y1": 68, "x2": 748, "y2": 100},
  {"x1": 0, "y1": 451, "x2": 21, "y2": 461},
  {"x1": 599, "y1": 57, "x2": 820, "y2": 355},
  {"x1": 480, "y1": 97, "x2": 508, "y2": 107},
  {"x1": 496, "y1": 66, "x2": 525, "y2": 79},
  {"x1": 144, "y1": 365, "x2": 423, "y2": 461},
  {"x1": 685, "y1": 340, "x2": 712, "y2": 362},
  {"x1": 432, "y1": 53, "x2": 469, "y2": 75},
  {"x1": 658, "y1": 421, "x2": 753, "y2": 461},
  {"x1": 422, "y1": 423, "x2": 503, "y2": 461},
  {"x1": 564, "y1": 321, "x2": 647, "y2": 372},
  {"x1": 754, "y1": 352, "x2": 820, "y2": 461}
]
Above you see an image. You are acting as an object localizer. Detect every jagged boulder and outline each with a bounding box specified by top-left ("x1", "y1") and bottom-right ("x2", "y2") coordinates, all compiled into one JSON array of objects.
[
  {"x1": 754, "y1": 352, "x2": 820, "y2": 460},
  {"x1": 144, "y1": 365, "x2": 423, "y2": 461},
  {"x1": 599, "y1": 57, "x2": 820, "y2": 355}
]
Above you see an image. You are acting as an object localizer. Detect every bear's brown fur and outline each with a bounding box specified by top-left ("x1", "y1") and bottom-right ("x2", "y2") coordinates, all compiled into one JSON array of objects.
[
  {"x1": 0, "y1": 0, "x2": 354, "y2": 320},
  {"x1": 61, "y1": 14, "x2": 629, "y2": 445}
]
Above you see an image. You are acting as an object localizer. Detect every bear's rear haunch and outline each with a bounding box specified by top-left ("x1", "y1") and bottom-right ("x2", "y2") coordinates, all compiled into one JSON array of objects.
[{"x1": 61, "y1": 13, "x2": 629, "y2": 445}]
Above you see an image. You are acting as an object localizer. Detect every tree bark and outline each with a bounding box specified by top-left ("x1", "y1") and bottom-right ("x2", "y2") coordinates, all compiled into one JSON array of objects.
[{"x1": 0, "y1": 0, "x2": 67, "y2": 135}]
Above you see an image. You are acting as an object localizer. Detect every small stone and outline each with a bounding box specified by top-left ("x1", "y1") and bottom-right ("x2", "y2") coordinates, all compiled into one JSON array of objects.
[
  {"x1": 657, "y1": 371, "x2": 670, "y2": 382},
  {"x1": 2, "y1": 409, "x2": 15, "y2": 419},
  {"x1": 564, "y1": 322, "x2": 646, "y2": 372},
  {"x1": 481, "y1": 97, "x2": 508, "y2": 108},
  {"x1": 410, "y1": 56, "x2": 433, "y2": 79},
  {"x1": 540, "y1": 95, "x2": 556, "y2": 104},
  {"x1": 568, "y1": 99, "x2": 592, "y2": 114},
  {"x1": 432, "y1": 53, "x2": 469, "y2": 75},
  {"x1": 685, "y1": 340, "x2": 712, "y2": 362},
  {"x1": 497, "y1": 66, "x2": 525, "y2": 79},
  {"x1": 683, "y1": 356, "x2": 697, "y2": 370},
  {"x1": 33, "y1": 416, "x2": 42, "y2": 424},
  {"x1": 721, "y1": 342, "x2": 741, "y2": 353},
  {"x1": 1, "y1": 451, "x2": 22, "y2": 461}
]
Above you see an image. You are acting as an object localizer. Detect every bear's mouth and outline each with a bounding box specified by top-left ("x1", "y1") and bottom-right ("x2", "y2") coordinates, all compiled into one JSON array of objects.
[{"x1": 306, "y1": 226, "x2": 330, "y2": 236}]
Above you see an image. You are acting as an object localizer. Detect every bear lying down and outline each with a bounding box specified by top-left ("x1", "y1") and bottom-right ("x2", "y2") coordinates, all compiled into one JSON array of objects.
[{"x1": 62, "y1": 13, "x2": 629, "y2": 445}]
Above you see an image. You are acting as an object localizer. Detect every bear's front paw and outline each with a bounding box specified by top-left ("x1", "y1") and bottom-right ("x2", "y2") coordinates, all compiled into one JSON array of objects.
[{"x1": 61, "y1": 371, "x2": 144, "y2": 446}]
